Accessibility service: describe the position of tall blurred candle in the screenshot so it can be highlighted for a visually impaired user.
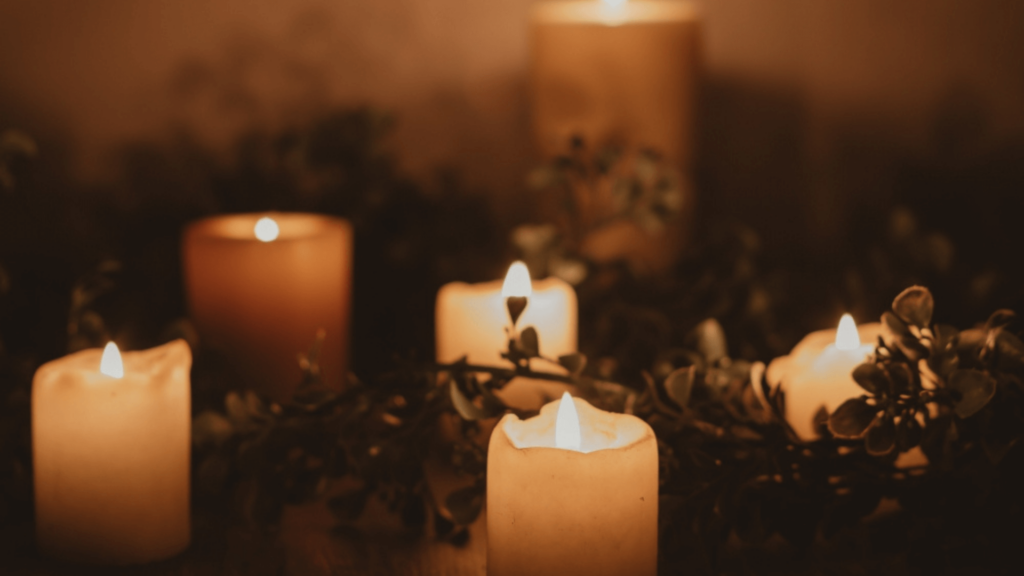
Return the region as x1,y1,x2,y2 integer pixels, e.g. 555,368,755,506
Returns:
531,0,700,167
435,262,577,409
767,314,882,440
33,340,191,564
488,393,658,575
183,212,353,401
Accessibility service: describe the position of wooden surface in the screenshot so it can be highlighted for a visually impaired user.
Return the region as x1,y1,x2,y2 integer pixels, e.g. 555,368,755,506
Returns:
1,504,488,576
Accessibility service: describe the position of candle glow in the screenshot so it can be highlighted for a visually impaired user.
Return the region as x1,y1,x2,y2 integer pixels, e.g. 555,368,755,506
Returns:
99,342,124,379
501,261,533,298
555,392,582,451
835,314,861,351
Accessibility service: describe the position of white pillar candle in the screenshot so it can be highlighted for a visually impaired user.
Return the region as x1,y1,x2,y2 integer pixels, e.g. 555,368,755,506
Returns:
32,340,191,564
435,262,577,409
531,0,700,169
183,212,353,401
767,315,883,441
488,393,658,576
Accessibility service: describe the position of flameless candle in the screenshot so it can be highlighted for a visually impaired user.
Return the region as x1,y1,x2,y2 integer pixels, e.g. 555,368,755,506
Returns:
183,212,353,401
488,392,658,576
767,315,883,441
435,262,577,409
531,0,700,168
32,340,191,564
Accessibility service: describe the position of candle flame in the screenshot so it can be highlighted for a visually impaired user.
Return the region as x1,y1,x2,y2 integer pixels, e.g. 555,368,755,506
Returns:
501,261,533,298
555,392,581,451
254,216,280,242
100,342,124,379
835,314,861,351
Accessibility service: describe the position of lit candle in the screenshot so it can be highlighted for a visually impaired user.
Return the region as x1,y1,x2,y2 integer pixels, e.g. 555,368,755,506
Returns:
435,261,577,409
530,0,700,168
767,314,883,441
488,392,658,575
32,340,191,564
182,212,353,401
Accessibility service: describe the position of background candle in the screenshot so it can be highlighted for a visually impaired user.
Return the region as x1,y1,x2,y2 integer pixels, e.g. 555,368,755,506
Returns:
183,212,353,401
530,0,700,169
767,315,883,441
488,394,658,576
32,340,191,565
435,264,577,409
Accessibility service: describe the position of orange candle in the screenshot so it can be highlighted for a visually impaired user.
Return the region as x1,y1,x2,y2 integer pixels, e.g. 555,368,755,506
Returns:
531,0,700,167
32,341,191,564
183,212,353,401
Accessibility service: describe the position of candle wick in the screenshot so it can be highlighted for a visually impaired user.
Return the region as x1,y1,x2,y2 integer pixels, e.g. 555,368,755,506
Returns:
506,296,528,327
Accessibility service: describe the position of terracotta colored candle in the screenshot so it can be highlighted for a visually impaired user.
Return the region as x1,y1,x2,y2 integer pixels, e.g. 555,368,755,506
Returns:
183,212,353,401
767,315,883,440
32,340,191,564
435,262,577,409
488,392,658,576
531,0,700,168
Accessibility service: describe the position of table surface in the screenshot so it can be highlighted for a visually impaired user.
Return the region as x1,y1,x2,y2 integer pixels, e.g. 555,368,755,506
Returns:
2,503,488,576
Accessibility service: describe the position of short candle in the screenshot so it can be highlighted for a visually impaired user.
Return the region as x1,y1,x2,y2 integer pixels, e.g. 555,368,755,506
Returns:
32,340,192,564
767,314,882,440
435,261,577,409
488,392,658,576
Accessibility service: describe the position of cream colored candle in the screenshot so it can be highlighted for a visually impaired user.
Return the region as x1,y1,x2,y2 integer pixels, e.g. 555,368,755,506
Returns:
531,0,700,168
183,212,353,401
435,262,577,409
488,393,658,576
32,340,191,564
767,315,883,441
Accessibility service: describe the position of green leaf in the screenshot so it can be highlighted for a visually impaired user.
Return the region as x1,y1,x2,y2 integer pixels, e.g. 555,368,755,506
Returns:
985,309,1016,332
851,363,886,395
329,489,370,522
892,286,934,328
828,398,879,438
449,380,490,421
692,319,728,364
865,416,896,455
192,411,234,447
664,365,696,408
518,326,540,358
948,369,997,419
896,414,923,452
558,352,587,376
445,485,484,525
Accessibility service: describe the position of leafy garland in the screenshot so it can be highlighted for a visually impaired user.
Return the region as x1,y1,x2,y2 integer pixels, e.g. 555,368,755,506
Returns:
190,284,1024,572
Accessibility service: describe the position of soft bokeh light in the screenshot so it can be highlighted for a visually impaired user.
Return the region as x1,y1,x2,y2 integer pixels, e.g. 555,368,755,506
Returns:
254,217,280,243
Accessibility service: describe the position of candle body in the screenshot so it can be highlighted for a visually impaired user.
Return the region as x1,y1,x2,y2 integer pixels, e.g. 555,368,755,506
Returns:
767,323,883,440
436,277,577,409
531,1,700,168
32,340,191,564
488,396,658,576
183,213,353,401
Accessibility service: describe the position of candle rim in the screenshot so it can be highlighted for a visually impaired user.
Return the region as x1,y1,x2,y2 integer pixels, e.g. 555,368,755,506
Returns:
33,339,192,387
498,397,654,454
186,212,351,243
531,0,700,25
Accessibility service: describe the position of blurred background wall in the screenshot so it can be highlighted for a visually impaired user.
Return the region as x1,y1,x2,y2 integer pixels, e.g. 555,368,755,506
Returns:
1,0,1022,242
